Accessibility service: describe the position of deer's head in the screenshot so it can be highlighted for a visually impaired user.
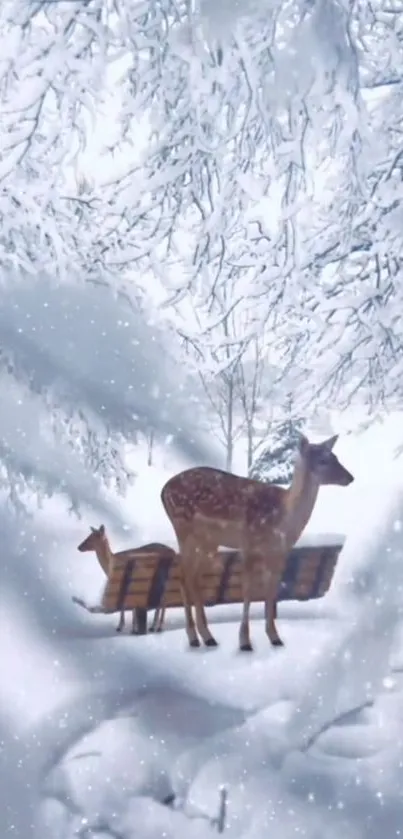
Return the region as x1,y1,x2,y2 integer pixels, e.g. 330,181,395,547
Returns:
299,434,354,487
77,524,106,552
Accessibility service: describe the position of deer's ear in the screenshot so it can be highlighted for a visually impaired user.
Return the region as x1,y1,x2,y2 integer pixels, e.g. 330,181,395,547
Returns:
298,434,310,455
90,526,96,533
322,434,338,451
99,524,105,535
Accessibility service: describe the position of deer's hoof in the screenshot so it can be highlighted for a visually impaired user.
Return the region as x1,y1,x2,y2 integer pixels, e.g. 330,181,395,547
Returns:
271,638,284,647
155,627,163,633
148,626,155,633
240,642,253,652
116,627,123,633
189,639,201,648
204,637,218,648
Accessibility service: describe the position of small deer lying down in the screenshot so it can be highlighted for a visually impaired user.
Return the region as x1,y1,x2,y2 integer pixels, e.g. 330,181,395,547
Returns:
77,525,173,634
161,433,354,651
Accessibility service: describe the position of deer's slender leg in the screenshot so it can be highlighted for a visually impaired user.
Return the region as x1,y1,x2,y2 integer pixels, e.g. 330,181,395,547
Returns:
154,607,165,632
185,567,211,647
194,572,218,647
198,551,219,647
149,607,165,633
178,584,194,637
131,610,137,634
149,608,157,632
134,608,148,635
263,561,283,647
179,551,200,647
239,560,253,651
190,545,218,647
116,611,125,632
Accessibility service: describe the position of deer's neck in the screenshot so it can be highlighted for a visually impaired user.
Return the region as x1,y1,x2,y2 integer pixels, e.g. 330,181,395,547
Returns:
95,539,114,577
282,456,320,547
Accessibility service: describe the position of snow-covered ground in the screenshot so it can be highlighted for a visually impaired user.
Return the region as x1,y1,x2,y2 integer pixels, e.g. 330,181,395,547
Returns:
3,426,403,838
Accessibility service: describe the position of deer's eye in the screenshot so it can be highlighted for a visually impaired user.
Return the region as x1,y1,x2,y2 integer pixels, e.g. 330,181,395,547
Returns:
318,451,331,465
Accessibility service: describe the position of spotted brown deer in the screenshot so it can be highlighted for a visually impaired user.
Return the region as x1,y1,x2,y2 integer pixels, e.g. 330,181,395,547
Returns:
161,434,354,651
77,525,173,633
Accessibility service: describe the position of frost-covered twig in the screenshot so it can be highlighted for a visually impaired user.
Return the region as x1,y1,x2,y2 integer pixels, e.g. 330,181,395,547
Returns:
214,786,228,834
182,785,228,833
300,700,374,753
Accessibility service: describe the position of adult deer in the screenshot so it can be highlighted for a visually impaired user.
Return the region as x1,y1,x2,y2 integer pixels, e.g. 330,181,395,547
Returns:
161,434,354,651
77,525,173,633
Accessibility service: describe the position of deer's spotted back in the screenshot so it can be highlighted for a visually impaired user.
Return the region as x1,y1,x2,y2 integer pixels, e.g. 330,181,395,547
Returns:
161,466,285,527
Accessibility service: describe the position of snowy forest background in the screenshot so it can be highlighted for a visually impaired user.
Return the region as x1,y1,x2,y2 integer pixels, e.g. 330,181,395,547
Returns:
3,0,403,513
3,0,403,837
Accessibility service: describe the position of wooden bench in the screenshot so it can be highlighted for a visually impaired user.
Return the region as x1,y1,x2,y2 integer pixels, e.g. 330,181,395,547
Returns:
99,539,344,634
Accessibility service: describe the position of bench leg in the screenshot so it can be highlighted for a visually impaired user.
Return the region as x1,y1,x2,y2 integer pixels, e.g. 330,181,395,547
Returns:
134,608,148,635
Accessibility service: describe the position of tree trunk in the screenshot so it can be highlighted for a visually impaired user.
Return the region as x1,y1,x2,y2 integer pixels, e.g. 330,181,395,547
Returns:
225,377,234,472
147,428,155,466
226,436,233,472
246,419,254,474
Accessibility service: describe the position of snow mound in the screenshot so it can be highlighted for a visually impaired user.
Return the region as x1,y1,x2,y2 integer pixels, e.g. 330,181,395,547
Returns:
286,483,403,751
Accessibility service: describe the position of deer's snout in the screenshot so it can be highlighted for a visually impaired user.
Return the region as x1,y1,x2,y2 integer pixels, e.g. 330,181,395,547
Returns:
341,469,354,486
